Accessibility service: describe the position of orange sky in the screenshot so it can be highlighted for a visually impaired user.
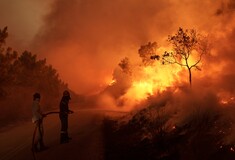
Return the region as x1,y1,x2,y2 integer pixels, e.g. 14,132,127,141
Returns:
0,0,235,95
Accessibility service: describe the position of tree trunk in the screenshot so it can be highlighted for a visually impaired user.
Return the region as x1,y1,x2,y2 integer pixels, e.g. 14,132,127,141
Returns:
188,68,192,87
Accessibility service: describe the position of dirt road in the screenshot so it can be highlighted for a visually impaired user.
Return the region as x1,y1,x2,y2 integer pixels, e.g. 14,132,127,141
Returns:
0,107,125,160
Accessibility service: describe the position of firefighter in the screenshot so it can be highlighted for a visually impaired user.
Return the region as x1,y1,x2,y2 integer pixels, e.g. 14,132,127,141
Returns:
32,92,46,151
59,90,73,144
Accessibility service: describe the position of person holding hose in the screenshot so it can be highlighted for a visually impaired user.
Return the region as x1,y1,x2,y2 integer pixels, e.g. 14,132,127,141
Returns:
32,92,46,151
59,90,74,144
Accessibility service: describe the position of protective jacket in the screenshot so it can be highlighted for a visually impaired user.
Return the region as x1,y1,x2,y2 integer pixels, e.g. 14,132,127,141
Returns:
59,97,69,118
32,100,42,123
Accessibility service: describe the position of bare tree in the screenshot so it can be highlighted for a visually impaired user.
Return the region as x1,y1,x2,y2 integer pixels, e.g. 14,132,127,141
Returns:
0,27,8,48
158,27,208,87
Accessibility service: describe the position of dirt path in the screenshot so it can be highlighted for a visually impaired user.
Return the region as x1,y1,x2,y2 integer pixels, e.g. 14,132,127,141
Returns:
0,107,124,160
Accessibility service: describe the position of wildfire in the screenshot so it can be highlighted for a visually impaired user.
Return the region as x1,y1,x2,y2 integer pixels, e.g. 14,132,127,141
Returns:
103,41,210,109
218,92,235,106
108,79,116,86
220,97,235,105
120,63,182,106
132,81,154,98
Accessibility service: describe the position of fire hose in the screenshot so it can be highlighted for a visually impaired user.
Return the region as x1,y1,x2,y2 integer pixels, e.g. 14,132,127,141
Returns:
31,111,73,160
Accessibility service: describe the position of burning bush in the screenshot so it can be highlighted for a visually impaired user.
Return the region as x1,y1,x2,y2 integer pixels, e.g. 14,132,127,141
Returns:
104,86,235,159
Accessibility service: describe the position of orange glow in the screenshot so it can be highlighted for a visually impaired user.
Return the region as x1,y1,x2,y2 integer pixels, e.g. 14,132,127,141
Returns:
112,42,212,109
108,79,116,86
230,147,235,152
219,96,235,105
217,91,235,106
187,50,201,67
119,63,182,107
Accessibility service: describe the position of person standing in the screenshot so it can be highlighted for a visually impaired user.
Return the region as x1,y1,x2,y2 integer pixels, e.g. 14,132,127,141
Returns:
59,90,73,144
32,92,46,151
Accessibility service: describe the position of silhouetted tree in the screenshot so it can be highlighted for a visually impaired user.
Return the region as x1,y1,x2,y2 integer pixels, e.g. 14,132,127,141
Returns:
138,42,159,66
0,27,18,96
153,27,209,87
0,27,72,125
0,27,8,48
119,57,132,75
0,48,17,85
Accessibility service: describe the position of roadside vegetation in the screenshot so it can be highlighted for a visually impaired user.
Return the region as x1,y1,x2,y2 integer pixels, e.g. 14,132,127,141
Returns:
0,27,76,127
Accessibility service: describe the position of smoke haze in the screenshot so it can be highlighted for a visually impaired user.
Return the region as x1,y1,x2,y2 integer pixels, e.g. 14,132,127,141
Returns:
2,1,235,156
0,0,235,96
30,0,231,94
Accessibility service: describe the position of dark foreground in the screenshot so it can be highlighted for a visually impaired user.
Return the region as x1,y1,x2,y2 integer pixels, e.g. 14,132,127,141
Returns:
2,106,235,160
0,108,106,160
103,110,235,160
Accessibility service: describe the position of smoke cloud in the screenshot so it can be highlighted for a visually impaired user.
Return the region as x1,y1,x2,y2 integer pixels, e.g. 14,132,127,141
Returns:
27,0,226,94
0,0,234,96
1,0,235,146
0,0,52,51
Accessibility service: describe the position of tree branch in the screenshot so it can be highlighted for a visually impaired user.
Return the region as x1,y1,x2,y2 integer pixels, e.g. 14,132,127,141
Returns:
189,52,204,69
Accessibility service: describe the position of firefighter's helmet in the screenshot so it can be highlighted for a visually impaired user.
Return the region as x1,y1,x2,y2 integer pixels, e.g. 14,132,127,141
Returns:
63,90,71,99
33,92,41,100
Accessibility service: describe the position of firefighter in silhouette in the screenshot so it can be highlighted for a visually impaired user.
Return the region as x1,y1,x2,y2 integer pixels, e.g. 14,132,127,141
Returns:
32,92,46,151
59,90,74,144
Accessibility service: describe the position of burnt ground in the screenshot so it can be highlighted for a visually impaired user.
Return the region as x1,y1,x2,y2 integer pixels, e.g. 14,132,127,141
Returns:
103,113,235,160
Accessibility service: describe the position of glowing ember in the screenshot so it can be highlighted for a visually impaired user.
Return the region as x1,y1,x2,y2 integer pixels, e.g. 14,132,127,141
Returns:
108,79,116,86
230,147,235,152
219,95,235,105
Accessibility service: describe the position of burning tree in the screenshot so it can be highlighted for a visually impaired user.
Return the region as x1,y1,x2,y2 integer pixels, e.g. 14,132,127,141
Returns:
152,27,209,87
118,57,132,75
138,42,159,66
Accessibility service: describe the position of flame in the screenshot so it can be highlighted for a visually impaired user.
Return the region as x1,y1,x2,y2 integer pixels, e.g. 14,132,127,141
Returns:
108,79,116,86
103,46,210,109
218,92,235,106
217,91,235,106
132,81,154,99
220,96,235,105
116,45,209,109
120,63,182,107
230,147,235,152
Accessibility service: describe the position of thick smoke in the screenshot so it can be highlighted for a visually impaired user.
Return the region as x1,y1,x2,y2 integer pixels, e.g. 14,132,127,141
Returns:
31,0,173,94
1,0,234,95
92,0,235,146
1,0,235,104
29,0,227,94
1,0,235,147
0,0,52,51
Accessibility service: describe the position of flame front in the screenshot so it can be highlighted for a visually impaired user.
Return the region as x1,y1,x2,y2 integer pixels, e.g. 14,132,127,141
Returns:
119,62,183,108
